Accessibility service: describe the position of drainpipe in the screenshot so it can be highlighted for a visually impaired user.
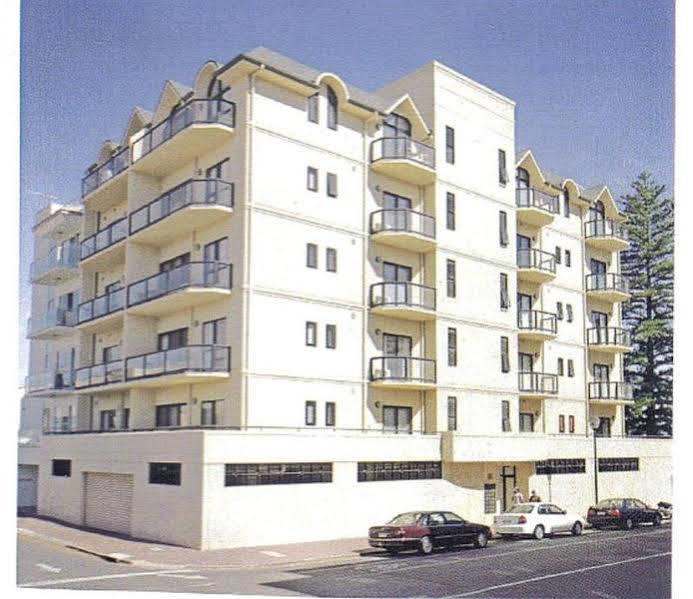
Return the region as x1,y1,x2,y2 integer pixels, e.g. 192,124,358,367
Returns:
580,204,590,436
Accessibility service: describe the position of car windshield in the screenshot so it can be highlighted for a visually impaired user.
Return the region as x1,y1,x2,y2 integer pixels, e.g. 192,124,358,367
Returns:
507,505,535,513
596,499,623,509
387,513,422,525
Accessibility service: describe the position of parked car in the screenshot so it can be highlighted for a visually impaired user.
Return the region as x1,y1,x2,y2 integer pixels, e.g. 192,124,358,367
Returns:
587,498,662,530
493,503,585,540
657,501,672,520
368,511,491,555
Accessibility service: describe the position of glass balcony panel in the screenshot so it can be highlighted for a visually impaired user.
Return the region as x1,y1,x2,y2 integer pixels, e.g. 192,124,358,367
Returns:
82,147,129,197
370,137,435,169
370,357,436,383
78,288,124,323
369,209,435,238
515,188,559,213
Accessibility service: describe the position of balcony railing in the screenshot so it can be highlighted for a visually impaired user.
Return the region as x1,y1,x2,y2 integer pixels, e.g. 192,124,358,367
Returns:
369,209,436,239
585,219,628,241
588,381,633,401
129,179,234,235
517,248,556,273
370,137,435,169
25,370,73,393
132,99,236,162
127,262,232,307
75,360,124,389
586,273,629,294
369,282,436,311
518,372,558,395
517,310,557,335
125,345,230,381
30,245,80,281
78,287,125,324
28,308,77,335
82,146,130,197
587,327,632,347
81,217,127,260
516,188,559,213
369,357,436,384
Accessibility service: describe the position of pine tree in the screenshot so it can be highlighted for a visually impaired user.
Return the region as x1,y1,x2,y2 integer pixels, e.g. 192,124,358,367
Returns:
621,173,673,436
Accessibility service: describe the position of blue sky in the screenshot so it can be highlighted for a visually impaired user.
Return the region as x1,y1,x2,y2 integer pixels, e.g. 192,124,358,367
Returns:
18,0,674,377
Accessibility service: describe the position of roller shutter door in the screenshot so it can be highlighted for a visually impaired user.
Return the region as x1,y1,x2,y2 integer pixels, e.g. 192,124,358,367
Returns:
18,465,38,510
84,473,133,536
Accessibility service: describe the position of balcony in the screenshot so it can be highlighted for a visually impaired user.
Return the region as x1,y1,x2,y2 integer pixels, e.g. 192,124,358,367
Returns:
369,356,436,390
125,345,230,387
587,327,632,354
25,371,74,395
588,381,634,403
369,209,436,252
516,188,559,227
517,310,557,341
586,273,630,303
81,147,129,210
518,372,558,398
77,287,125,332
127,262,232,316
33,206,82,240
27,309,76,340
80,217,127,268
584,219,629,252
129,179,234,246
30,245,80,285
516,248,556,284
369,137,436,185
369,282,436,321
74,360,124,390
131,99,236,177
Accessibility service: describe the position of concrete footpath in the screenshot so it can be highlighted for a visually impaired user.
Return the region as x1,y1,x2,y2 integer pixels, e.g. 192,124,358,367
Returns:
17,516,379,571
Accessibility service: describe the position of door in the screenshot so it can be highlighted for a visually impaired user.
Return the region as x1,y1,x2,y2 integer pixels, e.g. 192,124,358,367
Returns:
160,252,191,293
383,333,412,379
203,238,228,285
443,512,472,544
518,352,534,391
592,311,608,343
517,293,532,328
591,259,607,289
593,363,610,398
382,405,412,434
519,413,535,432
84,473,133,536
383,192,412,230
500,465,516,513
546,504,570,532
517,235,532,267
17,465,38,512
423,512,447,546
202,318,227,370
382,113,411,158
383,262,412,306
595,417,611,438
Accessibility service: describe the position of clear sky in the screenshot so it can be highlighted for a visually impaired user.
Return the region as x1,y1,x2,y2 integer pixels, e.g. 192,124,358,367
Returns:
18,0,674,379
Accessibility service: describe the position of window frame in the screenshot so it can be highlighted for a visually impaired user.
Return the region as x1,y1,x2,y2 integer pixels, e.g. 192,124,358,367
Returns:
447,396,457,432
446,192,456,230
498,149,508,185
559,414,565,433
305,321,317,347
500,272,510,310
557,302,564,320
148,462,182,486
567,359,575,377
326,172,338,197
569,415,575,433
445,126,455,164
307,166,318,192
448,327,457,367
502,400,511,432
500,336,510,373
326,86,338,130
306,243,318,268
499,210,509,247
325,402,336,427
305,400,317,426
446,259,456,298
325,247,337,273
307,93,319,124
555,246,562,264
325,324,337,349
566,304,574,322
557,357,564,376
52,459,71,477
565,249,571,267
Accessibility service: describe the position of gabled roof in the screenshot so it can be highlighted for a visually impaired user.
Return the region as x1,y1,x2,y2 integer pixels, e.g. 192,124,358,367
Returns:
167,79,193,99
384,94,432,139
122,106,153,145
151,79,194,125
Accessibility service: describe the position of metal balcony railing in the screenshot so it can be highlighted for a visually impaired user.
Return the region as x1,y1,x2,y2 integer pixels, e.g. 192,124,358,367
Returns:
369,356,436,384
81,217,127,260
129,179,234,235
74,360,124,389
587,327,632,347
517,309,557,335
518,372,558,395
584,219,629,241
369,209,436,239
588,381,633,401
82,146,129,197
125,345,230,381
515,188,559,214
28,308,77,335
78,287,125,324
370,137,435,169
30,245,80,281
516,248,556,273
586,273,629,294
25,370,73,393
369,282,436,311
127,262,232,307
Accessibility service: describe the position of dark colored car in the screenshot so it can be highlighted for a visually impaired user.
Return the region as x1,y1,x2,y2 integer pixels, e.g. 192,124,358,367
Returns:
587,498,662,530
368,511,491,555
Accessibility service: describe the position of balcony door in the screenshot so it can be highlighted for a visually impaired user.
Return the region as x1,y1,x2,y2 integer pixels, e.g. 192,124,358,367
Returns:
205,158,228,203
382,113,411,158
593,363,610,399
383,191,412,231
160,252,191,293
203,237,228,285
591,259,607,289
383,333,412,380
517,234,532,267
517,293,532,328
595,417,611,437
383,405,412,434
383,262,412,306
592,311,608,342
202,318,227,370
519,412,534,433
589,200,606,234
518,352,533,373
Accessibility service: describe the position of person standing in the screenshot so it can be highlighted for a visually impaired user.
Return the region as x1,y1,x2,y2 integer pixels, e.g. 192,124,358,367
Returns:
512,487,525,504
528,490,542,502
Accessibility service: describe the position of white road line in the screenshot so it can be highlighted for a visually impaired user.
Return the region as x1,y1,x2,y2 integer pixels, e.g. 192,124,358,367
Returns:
36,564,61,573
157,573,207,580
591,591,621,599
19,568,196,588
447,552,671,598
260,550,286,557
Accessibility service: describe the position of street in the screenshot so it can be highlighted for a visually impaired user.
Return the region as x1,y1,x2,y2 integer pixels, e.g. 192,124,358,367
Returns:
18,525,671,597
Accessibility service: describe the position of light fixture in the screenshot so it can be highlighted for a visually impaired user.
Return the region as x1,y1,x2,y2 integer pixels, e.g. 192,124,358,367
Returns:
374,401,380,408
375,328,382,335
375,256,382,263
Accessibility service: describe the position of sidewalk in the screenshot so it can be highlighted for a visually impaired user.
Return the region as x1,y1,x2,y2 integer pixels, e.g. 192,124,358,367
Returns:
17,516,379,570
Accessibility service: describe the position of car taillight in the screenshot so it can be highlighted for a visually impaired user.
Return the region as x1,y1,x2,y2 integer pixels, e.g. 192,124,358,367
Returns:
588,508,596,516
518,515,527,524
608,509,620,517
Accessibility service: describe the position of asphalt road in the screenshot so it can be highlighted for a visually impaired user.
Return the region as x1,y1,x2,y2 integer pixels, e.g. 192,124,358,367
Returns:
18,525,671,598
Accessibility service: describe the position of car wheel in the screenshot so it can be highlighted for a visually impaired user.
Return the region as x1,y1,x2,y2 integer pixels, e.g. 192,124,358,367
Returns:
653,514,662,527
473,532,488,549
623,518,634,530
533,525,545,540
419,536,433,555
571,522,583,536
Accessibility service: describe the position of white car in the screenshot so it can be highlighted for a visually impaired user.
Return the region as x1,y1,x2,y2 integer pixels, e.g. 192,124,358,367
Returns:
494,502,586,540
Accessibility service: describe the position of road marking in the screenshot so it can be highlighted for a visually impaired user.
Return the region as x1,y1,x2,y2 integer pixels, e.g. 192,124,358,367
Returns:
446,552,671,597
591,592,621,599
157,574,207,580
36,564,61,573
108,553,132,561
19,568,196,588
260,550,286,557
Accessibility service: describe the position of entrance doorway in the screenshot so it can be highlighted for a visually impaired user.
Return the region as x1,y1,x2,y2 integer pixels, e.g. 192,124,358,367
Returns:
500,465,517,512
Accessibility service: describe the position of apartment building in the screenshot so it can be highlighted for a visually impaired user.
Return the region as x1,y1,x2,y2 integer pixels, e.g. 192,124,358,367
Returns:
24,47,671,549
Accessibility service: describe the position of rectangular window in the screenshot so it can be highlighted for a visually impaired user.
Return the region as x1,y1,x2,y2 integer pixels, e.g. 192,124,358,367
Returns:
535,459,586,475
357,461,441,482
201,400,217,426
382,405,413,434
567,304,574,322
557,302,564,320
448,327,457,367
569,415,575,433
565,249,571,267
498,149,508,185
598,457,639,472
519,412,534,432
559,415,565,433
557,358,564,376
445,126,455,164
568,359,575,377
500,273,509,310
305,322,317,347
156,403,183,427
149,462,182,485
564,191,570,217
307,167,318,191
159,252,190,273
499,211,509,247
202,317,226,346
325,324,337,349
500,336,510,372
158,328,188,351
502,400,511,432
484,484,497,514
555,246,562,264
307,93,319,123
100,409,116,431
102,345,120,363
446,259,456,298
305,400,316,425
326,247,337,272
325,402,336,427
225,463,332,486
447,396,457,432
446,192,456,230
326,172,338,197
52,459,71,477
306,243,318,268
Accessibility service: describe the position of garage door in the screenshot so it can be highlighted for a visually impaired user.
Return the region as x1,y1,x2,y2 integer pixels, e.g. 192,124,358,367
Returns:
18,465,38,510
84,473,133,536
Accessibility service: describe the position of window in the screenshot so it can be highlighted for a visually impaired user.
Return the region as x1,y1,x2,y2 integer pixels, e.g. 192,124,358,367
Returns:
327,86,338,130
499,211,509,247
326,247,337,272
569,415,575,433
325,324,337,349
500,336,510,372
203,318,226,346
326,172,338,197
565,249,571,267
445,126,455,164
325,402,336,427
158,328,187,351
536,459,586,475
502,400,511,432
305,401,316,425
225,463,332,486
557,302,564,320
567,359,574,377
306,243,318,268
149,462,181,485
484,484,497,514
446,192,456,230
555,246,562,264
598,457,639,472
448,328,457,367
100,409,116,430
307,166,318,191
156,404,183,427
559,415,565,433
447,397,457,431
563,189,570,217
159,252,190,273
595,417,611,437
305,322,317,347
52,459,71,477
307,93,319,123
357,461,441,482
201,400,217,426
500,273,509,310
205,158,228,179
567,304,574,322
384,113,411,138
498,149,508,185
383,405,413,434
446,259,456,298
557,358,564,376
102,344,120,363
519,413,534,432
